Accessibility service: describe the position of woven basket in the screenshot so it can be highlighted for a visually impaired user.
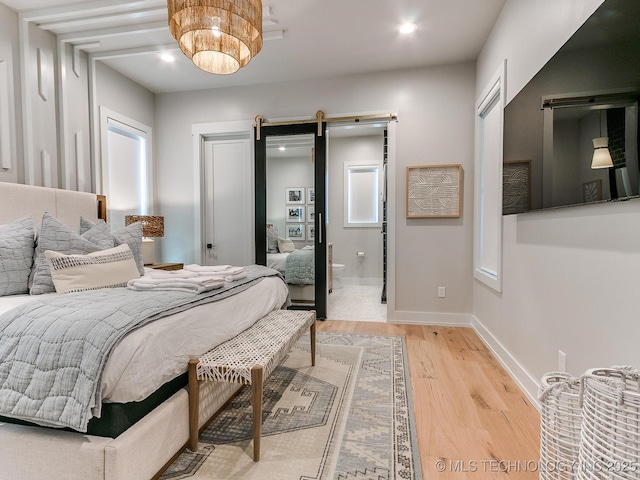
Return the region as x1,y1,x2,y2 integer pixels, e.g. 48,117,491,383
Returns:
578,366,640,480
539,372,583,480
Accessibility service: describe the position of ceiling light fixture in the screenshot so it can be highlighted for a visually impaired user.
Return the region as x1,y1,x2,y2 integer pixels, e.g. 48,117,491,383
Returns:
591,137,613,169
591,110,613,169
399,22,417,34
160,53,176,62
167,0,263,75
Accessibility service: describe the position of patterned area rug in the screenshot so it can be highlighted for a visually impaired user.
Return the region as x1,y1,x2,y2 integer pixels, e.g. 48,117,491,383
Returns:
160,332,422,480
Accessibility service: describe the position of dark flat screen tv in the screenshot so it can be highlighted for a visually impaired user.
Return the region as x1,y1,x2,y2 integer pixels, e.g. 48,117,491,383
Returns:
503,0,640,214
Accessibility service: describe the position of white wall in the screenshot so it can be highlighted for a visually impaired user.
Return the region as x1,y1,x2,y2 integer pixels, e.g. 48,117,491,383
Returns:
155,62,477,320
473,0,640,402
94,62,156,132
26,22,58,187
0,3,21,184
63,44,91,192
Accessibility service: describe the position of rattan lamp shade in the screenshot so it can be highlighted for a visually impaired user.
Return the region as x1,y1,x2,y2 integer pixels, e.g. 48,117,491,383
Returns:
167,0,263,75
125,215,164,238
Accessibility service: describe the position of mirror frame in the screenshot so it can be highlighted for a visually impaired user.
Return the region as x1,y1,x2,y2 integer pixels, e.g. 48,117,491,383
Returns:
255,122,327,319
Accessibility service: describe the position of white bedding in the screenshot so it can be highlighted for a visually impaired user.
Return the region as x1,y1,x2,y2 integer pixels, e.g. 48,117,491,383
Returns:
0,275,288,404
266,252,289,274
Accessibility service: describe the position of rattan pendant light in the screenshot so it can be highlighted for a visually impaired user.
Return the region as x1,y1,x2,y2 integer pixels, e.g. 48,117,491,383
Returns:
167,0,263,75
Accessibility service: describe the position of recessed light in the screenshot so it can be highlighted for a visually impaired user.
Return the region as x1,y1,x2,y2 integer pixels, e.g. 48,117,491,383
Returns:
279,146,286,151
399,22,417,34
160,53,176,62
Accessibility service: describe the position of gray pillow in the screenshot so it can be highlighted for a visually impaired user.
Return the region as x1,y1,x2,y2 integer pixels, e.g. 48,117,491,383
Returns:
80,217,145,276
0,216,35,296
267,226,280,253
30,213,114,295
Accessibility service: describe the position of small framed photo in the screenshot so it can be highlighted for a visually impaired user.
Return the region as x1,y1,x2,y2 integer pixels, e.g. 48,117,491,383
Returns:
286,223,305,240
286,187,305,204
307,206,315,223
307,224,315,240
286,206,305,223
307,188,315,204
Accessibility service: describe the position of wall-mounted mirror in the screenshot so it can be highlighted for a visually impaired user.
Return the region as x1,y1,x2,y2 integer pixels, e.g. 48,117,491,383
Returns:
503,0,640,214
255,123,327,319
266,134,316,307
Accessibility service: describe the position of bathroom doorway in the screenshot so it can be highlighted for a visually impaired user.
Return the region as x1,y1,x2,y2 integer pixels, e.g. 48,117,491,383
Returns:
326,123,389,322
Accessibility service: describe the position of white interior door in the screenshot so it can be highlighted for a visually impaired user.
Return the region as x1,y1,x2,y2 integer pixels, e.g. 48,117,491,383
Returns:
203,135,252,266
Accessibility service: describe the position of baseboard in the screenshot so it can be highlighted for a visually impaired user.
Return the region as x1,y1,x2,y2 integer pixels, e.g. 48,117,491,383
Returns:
388,310,474,326
471,315,541,411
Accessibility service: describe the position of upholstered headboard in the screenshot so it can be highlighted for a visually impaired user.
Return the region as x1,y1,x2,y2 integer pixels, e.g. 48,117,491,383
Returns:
0,183,104,231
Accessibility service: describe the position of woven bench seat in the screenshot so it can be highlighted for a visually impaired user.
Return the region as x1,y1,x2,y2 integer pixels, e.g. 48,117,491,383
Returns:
188,309,316,461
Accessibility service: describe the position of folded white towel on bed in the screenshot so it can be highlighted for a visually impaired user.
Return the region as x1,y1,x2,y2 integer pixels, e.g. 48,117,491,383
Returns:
184,264,247,282
127,273,225,293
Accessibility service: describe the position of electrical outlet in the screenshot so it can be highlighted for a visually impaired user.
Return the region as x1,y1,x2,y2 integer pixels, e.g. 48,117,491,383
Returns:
437,287,446,298
558,350,567,372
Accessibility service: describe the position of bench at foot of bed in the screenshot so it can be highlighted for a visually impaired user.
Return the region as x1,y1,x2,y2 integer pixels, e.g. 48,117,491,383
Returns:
188,309,316,461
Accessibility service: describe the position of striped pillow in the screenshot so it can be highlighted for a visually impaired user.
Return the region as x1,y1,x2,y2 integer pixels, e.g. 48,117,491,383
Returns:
44,243,140,294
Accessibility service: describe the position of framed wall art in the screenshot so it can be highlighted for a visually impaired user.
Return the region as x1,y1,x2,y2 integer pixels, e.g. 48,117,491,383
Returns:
286,223,305,240
583,179,603,203
307,187,315,204
286,187,305,204
406,164,462,218
503,160,531,215
286,206,305,223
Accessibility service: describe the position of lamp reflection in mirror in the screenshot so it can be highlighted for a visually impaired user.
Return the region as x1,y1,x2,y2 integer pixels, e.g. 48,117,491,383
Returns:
125,215,164,265
167,0,263,75
591,137,613,169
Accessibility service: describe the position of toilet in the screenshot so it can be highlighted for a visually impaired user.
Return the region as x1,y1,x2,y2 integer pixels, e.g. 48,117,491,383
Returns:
331,263,346,287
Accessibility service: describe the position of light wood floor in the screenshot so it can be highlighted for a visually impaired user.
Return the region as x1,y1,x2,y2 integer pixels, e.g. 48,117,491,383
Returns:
317,320,541,479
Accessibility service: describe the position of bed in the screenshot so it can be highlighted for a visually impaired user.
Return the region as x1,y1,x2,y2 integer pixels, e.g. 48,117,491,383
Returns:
266,227,315,303
0,183,289,480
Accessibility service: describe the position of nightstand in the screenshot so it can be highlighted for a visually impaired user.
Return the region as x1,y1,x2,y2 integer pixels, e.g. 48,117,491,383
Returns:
146,263,184,271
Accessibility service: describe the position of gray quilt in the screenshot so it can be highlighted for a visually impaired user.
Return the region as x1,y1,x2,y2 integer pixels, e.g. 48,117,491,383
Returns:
0,265,282,432
284,249,315,285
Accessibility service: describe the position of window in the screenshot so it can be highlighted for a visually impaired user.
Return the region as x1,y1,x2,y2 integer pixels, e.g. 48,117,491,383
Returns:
474,61,505,292
344,160,382,228
99,107,153,231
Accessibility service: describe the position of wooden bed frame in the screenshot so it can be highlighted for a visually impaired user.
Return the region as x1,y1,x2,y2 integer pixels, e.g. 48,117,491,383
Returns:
0,183,241,480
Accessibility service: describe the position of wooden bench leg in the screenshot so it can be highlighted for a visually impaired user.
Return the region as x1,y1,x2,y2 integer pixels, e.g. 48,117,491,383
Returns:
188,359,200,452
251,365,264,462
310,321,316,367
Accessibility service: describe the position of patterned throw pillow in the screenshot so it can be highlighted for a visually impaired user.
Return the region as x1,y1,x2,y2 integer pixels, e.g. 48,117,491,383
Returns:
45,243,140,294
30,213,114,295
0,216,35,296
80,217,144,275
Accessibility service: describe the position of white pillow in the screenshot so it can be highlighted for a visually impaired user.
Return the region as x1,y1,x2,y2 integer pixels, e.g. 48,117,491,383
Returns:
277,237,295,253
44,243,140,294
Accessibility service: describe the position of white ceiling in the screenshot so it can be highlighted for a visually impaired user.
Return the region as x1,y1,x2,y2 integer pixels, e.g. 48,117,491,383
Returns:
2,0,507,94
